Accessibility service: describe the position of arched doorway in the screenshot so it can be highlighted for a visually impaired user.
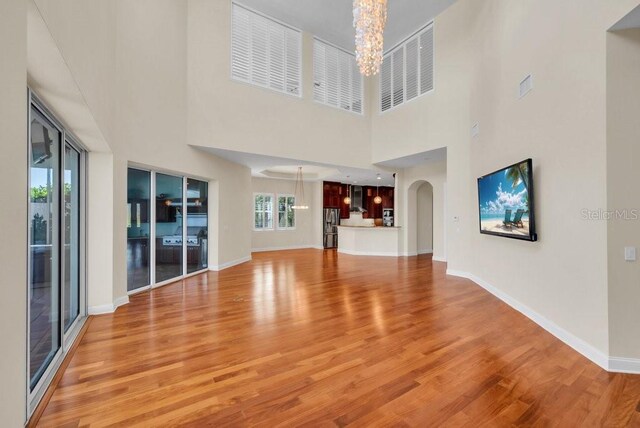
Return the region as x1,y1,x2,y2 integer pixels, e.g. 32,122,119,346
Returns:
406,180,433,257
416,182,433,255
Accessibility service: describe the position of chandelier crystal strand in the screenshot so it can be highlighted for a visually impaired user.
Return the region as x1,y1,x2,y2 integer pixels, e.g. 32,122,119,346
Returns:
353,0,388,76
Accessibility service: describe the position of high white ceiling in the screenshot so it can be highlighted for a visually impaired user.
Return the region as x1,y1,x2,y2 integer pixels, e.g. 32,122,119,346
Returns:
238,0,457,53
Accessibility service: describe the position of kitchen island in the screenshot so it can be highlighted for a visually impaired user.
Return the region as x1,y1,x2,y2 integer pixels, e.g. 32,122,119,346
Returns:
337,226,401,257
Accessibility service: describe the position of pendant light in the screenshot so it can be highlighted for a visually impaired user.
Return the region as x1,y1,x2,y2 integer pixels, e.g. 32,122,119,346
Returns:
343,182,352,205
292,167,309,210
374,186,382,204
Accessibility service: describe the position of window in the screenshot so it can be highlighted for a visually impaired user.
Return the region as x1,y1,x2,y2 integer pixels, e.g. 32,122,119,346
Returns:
277,195,296,229
232,3,302,97
313,39,363,114
380,22,434,112
254,193,274,230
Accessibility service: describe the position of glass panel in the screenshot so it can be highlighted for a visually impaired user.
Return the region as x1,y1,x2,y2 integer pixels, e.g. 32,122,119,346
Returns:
29,107,61,390
63,144,80,331
155,173,183,282
187,178,208,273
288,196,295,228
264,195,273,229
127,169,151,291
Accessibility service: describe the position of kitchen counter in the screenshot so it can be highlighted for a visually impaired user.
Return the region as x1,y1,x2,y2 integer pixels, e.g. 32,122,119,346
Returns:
337,226,401,257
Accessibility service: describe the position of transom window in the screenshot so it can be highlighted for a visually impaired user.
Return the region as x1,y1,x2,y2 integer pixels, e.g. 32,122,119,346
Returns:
231,3,302,97
380,22,434,113
313,38,363,114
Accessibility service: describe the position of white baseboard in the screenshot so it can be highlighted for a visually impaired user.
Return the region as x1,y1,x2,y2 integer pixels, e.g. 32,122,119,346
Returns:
400,251,417,257
432,256,447,262
252,245,320,253
444,269,632,373
418,249,433,255
609,357,640,373
88,295,129,315
338,249,400,257
210,255,252,271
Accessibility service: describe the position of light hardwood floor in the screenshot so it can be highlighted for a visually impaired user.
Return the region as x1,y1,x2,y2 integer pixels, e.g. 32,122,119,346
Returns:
36,250,640,426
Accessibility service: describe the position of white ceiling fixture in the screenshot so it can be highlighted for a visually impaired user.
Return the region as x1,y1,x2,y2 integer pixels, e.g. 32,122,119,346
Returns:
353,0,387,76
237,0,457,55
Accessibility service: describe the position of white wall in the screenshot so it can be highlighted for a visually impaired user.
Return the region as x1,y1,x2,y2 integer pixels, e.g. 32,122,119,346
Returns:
416,183,434,254
0,0,27,424
251,178,322,251
28,0,254,309
186,0,373,169
607,28,640,360
397,160,446,260
372,0,640,363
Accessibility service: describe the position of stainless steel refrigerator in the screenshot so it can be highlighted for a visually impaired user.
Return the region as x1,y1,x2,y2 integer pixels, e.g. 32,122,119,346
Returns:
323,208,340,249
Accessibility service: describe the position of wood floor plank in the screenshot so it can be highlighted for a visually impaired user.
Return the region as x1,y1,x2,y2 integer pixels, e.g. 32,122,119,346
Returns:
34,250,640,427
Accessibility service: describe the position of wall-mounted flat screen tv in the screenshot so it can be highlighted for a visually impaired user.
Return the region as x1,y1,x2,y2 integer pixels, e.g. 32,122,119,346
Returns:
478,158,537,242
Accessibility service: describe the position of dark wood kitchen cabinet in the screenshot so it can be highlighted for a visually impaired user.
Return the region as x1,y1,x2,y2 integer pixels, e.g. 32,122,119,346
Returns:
323,181,350,219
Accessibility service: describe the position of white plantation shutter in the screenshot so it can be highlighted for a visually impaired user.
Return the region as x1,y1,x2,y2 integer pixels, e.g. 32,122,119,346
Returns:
351,61,363,114
420,24,434,94
232,4,301,97
380,57,392,112
231,6,251,81
313,42,326,103
285,31,301,95
338,54,351,110
313,38,363,114
405,37,419,101
325,46,339,107
268,25,285,92
380,22,434,112
392,48,404,107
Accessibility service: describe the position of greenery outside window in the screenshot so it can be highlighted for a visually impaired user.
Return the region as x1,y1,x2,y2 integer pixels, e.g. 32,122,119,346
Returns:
254,193,274,230
277,195,296,229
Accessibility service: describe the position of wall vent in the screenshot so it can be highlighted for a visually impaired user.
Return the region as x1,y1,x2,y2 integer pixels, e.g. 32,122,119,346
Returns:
519,74,533,98
471,123,480,138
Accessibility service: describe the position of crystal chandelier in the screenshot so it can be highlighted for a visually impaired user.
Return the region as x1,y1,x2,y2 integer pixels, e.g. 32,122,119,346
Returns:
353,0,388,76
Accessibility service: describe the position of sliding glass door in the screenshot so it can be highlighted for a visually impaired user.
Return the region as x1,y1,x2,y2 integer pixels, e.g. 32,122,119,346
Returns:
63,143,81,331
127,169,208,291
187,178,208,273
155,173,184,283
127,169,151,291
28,94,87,414
29,107,61,390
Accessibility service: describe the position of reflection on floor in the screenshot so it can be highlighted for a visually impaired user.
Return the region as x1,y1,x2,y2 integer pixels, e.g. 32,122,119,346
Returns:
37,250,640,426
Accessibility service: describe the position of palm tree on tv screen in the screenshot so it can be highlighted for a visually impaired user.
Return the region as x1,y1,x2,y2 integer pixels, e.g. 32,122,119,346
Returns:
506,162,529,210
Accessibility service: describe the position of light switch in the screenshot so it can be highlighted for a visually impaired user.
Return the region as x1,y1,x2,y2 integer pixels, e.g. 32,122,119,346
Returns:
624,247,636,262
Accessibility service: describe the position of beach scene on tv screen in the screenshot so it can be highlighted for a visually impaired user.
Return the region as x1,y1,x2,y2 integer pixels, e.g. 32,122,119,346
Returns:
479,161,531,238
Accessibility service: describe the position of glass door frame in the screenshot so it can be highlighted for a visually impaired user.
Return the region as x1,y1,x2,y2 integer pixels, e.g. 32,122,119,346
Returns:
127,165,210,295
27,90,88,418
